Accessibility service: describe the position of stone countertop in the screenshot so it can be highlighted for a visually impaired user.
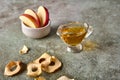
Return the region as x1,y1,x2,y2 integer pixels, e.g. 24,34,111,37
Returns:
0,0,120,80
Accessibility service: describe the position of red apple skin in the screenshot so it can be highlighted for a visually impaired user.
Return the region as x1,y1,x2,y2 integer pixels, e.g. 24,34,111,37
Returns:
19,14,40,28
43,6,49,27
24,9,41,27
37,6,49,27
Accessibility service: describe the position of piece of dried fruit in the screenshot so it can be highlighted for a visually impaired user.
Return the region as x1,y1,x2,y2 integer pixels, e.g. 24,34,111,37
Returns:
27,62,42,77
4,61,22,76
57,76,74,80
34,76,46,80
34,53,51,68
42,56,62,73
34,53,62,73
19,45,29,54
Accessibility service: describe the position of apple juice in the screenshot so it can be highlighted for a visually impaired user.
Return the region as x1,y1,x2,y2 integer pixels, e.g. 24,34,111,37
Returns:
60,26,87,46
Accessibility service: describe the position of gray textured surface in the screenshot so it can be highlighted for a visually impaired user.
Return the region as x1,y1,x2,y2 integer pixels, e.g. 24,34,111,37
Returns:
0,0,120,80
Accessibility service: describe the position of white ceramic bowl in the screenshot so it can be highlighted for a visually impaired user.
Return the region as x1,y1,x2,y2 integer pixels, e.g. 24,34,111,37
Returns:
21,21,51,38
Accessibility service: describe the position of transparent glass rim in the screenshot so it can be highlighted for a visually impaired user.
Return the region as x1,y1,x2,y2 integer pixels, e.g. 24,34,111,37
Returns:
56,22,89,36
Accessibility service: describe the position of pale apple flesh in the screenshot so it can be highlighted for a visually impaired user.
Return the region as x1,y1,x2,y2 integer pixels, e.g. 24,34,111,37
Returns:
19,6,49,28
19,14,40,28
24,9,41,27
37,6,49,27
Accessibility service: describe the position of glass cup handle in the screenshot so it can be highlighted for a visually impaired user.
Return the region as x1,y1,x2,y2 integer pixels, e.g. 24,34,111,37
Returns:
84,23,93,38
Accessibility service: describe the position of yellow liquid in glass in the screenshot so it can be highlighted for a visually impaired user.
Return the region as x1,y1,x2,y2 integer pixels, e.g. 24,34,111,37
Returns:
61,26,87,46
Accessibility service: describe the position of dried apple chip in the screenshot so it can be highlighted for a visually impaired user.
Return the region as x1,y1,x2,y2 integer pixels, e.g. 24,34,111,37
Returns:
34,53,51,68
27,62,42,77
19,45,29,54
57,76,74,80
34,76,46,80
43,56,62,73
4,61,22,76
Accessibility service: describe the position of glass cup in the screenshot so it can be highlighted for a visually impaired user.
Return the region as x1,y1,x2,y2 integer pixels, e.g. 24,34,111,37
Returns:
56,22,93,53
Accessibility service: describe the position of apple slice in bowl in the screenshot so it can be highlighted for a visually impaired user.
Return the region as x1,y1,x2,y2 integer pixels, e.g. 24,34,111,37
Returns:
24,9,41,28
37,6,49,27
19,14,40,28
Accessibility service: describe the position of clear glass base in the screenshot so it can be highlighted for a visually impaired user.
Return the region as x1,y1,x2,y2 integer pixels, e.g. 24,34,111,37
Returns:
67,44,83,53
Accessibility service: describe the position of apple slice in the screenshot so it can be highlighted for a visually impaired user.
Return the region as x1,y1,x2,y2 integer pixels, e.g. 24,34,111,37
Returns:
24,9,41,27
37,6,49,27
19,14,40,28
